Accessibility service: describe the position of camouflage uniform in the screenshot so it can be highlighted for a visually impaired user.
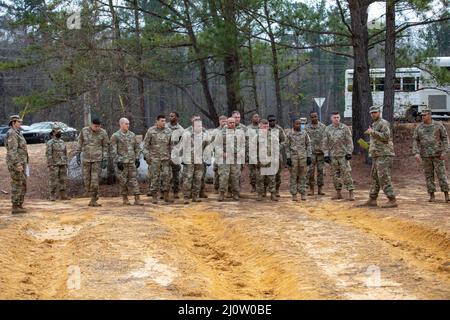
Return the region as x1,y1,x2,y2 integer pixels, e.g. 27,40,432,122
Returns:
76,127,109,200
180,127,210,200
143,126,172,195
214,127,245,197
306,122,326,188
210,126,223,192
270,125,286,194
46,137,68,197
5,127,28,209
286,129,312,196
322,123,354,191
251,130,277,196
413,121,449,194
110,130,141,196
167,122,184,195
247,123,260,190
367,118,396,199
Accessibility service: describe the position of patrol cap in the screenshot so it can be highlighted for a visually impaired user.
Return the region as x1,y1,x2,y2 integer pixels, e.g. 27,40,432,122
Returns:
420,106,432,115
369,105,381,113
9,115,23,126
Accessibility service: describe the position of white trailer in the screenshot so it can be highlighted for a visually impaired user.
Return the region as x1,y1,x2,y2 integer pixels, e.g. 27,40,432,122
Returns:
344,57,450,121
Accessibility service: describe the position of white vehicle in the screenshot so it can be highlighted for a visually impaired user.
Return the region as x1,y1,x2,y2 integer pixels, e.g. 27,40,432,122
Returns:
344,57,450,121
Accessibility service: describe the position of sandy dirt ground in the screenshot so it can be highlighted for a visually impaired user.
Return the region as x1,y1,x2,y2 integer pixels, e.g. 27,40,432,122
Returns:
0,124,449,300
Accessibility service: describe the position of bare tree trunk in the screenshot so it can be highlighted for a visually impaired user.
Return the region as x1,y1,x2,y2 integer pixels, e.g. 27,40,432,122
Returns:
183,0,218,124
132,0,147,132
222,0,242,116
383,0,396,124
348,0,373,153
247,35,260,114
264,0,283,126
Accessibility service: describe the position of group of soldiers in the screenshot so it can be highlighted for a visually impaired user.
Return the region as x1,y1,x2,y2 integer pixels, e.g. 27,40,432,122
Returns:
3,105,449,214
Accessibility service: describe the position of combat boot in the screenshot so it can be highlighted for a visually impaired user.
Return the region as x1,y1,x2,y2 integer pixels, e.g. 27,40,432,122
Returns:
49,193,56,202
122,195,131,205
164,191,174,203
134,195,144,206
184,196,190,204
12,205,26,214
381,196,398,208
275,191,280,198
262,191,267,198
357,197,377,207
88,197,101,207
308,185,314,196
331,190,343,200
445,192,449,203
218,192,225,202
199,190,208,198
173,192,180,199
292,194,298,202
318,186,325,195
192,194,202,202
257,193,263,201
428,192,435,202
301,193,307,201
232,193,240,201
270,192,279,201
251,185,256,193
60,190,71,200
348,190,355,201
152,193,158,204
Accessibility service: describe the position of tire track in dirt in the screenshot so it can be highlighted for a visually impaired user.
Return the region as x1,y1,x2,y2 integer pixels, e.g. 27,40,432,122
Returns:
300,202,450,283
155,207,334,299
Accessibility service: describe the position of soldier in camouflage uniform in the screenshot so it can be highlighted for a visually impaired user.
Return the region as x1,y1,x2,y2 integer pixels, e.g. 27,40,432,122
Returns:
143,115,173,204
46,124,71,202
5,115,29,214
322,112,355,201
110,118,143,206
286,118,312,201
167,112,184,199
251,119,278,201
76,118,109,207
180,116,210,203
268,115,286,197
413,106,449,203
247,113,260,193
306,111,326,196
212,115,228,193
214,117,245,201
358,106,397,208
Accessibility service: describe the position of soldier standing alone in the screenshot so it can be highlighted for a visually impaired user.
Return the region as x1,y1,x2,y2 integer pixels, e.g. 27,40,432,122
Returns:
110,118,143,206
46,124,71,201
413,106,449,203
322,112,355,201
76,118,109,207
5,115,29,214
358,105,397,208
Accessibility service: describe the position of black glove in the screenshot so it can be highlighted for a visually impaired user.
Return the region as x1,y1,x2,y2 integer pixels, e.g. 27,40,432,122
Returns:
324,156,331,164
101,158,108,169
135,159,140,168
76,153,81,166
205,162,211,166
181,161,186,166
286,158,292,167
306,157,312,166
116,161,124,171
345,154,352,161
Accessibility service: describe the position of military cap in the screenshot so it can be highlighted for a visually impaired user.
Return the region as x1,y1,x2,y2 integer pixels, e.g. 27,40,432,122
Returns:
9,115,23,126
420,106,432,115
369,105,381,113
